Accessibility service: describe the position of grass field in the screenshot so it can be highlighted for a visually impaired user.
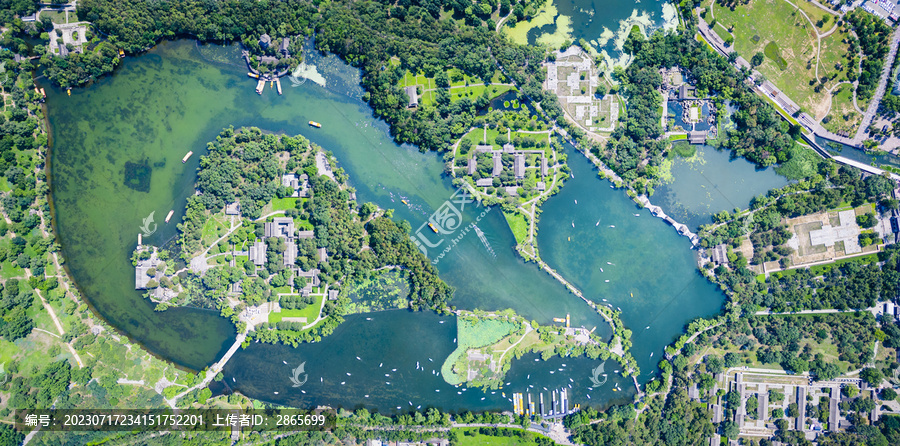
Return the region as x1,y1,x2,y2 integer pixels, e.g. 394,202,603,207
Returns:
708,0,852,120
764,42,788,70
822,83,861,135
452,428,551,445
397,68,511,107
503,211,528,244
41,11,68,25
268,295,322,324
270,197,299,212
796,0,833,30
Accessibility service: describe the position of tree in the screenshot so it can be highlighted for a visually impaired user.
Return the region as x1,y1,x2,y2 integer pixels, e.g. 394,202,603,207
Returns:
788,402,799,418
860,367,884,387
881,388,897,401
459,138,473,154
751,52,765,67
721,420,739,439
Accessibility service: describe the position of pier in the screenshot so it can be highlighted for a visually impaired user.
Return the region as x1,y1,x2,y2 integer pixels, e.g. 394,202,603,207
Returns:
511,387,578,419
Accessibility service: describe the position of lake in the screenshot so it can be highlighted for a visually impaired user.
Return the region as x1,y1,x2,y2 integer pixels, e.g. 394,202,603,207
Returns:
653,144,790,229
44,29,739,413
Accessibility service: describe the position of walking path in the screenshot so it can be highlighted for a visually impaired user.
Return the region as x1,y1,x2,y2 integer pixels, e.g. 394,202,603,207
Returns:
495,324,533,367
168,332,247,407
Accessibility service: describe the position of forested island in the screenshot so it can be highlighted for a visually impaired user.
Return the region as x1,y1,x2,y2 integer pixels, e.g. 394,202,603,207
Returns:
134,127,453,345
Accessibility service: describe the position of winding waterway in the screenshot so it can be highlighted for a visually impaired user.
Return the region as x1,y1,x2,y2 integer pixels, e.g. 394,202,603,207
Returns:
43,11,757,412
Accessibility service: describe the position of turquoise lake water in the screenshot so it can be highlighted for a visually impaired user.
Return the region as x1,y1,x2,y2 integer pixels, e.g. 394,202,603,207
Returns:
39,2,779,412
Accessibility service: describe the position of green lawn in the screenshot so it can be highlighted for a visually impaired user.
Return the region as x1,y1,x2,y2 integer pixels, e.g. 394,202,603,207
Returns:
823,83,861,135
271,197,298,212
41,10,68,25
0,260,24,280
294,218,313,231
269,295,322,324
503,211,528,245
452,428,551,446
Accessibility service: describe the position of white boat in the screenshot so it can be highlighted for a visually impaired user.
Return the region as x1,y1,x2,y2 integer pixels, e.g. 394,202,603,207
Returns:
182,151,193,163
346,372,352,376
599,268,603,272
365,395,369,398
571,221,575,228
646,326,650,329
274,392,279,395
595,220,600,226
574,199,577,204
165,210,175,223
232,378,235,382
607,262,613,265
340,382,345,385
650,352,654,358
602,298,607,301
609,225,615,228
356,357,361,361
605,280,609,283
634,213,640,217
379,363,382,367
282,361,288,365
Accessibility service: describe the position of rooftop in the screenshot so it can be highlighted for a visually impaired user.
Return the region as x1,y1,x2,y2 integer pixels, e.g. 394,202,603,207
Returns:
265,217,295,239
249,241,267,266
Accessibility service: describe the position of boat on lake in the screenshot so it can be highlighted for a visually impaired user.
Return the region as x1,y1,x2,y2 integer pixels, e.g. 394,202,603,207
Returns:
165,210,175,223
428,222,438,233
182,151,193,163
309,121,322,128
